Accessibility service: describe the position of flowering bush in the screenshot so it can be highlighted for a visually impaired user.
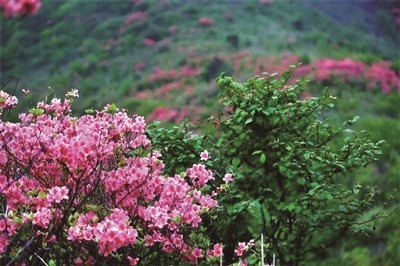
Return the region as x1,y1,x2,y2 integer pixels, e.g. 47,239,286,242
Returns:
0,90,223,265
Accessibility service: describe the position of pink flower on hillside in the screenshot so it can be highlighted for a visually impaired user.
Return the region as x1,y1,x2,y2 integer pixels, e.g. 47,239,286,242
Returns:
47,186,69,203
135,62,146,71
260,0,273,5
200,150,209,161
143,38,156,47
0,0,41,18
199,17,214,26
149,106,178,121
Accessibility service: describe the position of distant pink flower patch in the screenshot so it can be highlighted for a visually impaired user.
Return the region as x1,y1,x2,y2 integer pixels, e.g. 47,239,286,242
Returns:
391,8,400,15
365,62,400,93
260,0,273,5
148,69,179,82
315,58,365,81
143,38,156,47
126,11,146,25
136,91,151,99
0,0,41,18
294,64,312,77
155,80,183,96
135,62,146,71
119,11,147,33
199,17,215,26
149,106,178,121
181,65,201,78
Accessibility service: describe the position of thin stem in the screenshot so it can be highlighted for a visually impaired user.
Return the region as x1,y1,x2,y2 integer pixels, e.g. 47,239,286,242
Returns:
261,233,265,266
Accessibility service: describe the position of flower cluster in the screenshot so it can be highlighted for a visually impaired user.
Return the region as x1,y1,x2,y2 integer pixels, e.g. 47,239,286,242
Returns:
0,91,221,264
234,239,255,256
0,90,18,110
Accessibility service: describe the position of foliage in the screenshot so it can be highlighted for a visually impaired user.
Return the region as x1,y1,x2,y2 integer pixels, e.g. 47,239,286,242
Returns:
149,68,391,265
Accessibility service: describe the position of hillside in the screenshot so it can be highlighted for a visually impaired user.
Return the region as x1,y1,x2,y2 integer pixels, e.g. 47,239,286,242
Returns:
1,0,400,265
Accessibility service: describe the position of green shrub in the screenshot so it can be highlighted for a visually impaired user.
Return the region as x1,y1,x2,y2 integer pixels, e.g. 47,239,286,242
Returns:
149,68,388,265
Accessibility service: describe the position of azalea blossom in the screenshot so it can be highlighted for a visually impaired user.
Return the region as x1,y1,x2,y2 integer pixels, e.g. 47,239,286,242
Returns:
223,173,233,183
200,150,209,161
46,186,69,203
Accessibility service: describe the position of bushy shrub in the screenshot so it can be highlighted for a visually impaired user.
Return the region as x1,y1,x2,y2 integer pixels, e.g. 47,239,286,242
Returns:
0,90,224,265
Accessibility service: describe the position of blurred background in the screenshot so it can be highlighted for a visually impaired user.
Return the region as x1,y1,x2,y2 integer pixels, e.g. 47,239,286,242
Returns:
1,0,399,265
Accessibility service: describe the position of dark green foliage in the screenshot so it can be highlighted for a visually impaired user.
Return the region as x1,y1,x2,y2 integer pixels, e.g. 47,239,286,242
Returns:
149,68,390,265
203,57,233,83
226,34,240,48
214,69,386,265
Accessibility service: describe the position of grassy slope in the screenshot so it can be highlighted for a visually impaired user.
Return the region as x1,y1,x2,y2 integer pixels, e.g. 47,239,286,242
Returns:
1,0,398,113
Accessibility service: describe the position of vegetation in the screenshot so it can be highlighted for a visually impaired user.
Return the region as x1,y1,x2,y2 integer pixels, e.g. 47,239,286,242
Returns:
1,0,399,265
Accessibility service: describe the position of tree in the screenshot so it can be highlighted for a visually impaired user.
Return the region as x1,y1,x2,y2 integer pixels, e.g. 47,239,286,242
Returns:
149,67,386,265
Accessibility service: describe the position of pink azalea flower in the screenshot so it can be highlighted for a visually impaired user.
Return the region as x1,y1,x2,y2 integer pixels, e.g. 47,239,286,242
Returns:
234,242,247,256
33,207,53,229
223,173,233,184
200,150,209,161
46,186,69,203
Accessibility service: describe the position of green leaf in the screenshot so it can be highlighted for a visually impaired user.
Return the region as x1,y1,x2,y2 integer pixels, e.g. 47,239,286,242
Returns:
38,191,47,199
245,117,253,124
106,103,119,114
85,108,95,114
260,153,266,164
29,107,44,116
297,177,306,185
272,117,280,125
232,157,241,167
